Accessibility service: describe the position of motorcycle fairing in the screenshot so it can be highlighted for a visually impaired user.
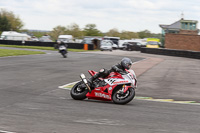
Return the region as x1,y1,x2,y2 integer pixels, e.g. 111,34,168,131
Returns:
104,74,134,86
86,84,118,101
59,46,66,50
88,70,127,86
85,69,137,101
88,70,97,76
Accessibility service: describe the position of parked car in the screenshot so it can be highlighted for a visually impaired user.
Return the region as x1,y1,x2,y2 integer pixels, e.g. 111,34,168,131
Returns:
100,40,113,51
122,42,145,51
31,36,39,41
146,41,160,48
39,35,52,42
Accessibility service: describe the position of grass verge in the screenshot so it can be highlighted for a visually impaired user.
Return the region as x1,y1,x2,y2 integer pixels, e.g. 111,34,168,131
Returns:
0,49,45,57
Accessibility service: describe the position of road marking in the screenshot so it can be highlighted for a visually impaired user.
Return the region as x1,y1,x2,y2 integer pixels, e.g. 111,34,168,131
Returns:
136,96,200,105
0,130,16,133
58,81,80,90
74,119,125,126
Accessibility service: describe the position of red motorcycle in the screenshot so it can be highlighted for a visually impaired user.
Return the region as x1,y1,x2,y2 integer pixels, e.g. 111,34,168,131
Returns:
70,69,137,104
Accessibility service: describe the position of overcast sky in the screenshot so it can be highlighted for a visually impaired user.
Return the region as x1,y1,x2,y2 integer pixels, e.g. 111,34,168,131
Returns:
0,0,200,33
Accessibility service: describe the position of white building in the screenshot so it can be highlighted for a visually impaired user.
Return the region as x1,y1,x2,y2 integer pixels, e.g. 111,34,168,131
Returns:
0,31,31,41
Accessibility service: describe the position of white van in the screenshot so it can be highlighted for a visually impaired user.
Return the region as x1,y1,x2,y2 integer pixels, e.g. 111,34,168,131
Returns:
0,31,31,41
103,36,120,49
57,35,74,43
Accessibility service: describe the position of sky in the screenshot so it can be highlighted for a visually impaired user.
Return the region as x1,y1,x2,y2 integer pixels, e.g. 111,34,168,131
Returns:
0,0,200,33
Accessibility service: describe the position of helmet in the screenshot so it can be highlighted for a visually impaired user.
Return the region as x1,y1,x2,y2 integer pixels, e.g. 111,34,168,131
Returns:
121,57,133,70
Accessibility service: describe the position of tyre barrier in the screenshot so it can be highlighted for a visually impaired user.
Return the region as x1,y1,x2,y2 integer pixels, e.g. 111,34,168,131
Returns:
0,40,94,50
141,47,200,59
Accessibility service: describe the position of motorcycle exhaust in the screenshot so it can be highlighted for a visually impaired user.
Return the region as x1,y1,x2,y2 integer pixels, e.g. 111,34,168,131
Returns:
80,73,92,93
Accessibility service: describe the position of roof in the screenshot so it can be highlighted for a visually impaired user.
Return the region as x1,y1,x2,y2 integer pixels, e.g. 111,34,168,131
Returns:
160,19,182,30
1,31,30,37
160,19,198,30
58,35,73,39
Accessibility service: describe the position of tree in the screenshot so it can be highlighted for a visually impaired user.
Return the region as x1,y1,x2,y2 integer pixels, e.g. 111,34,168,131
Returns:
120,30,139,39
0,8,24,31
106,28,120,37
27,30,50,38
66,23,83,38
0,14,11,31
138,30,151,38
83,24,102,36
49,25,67,41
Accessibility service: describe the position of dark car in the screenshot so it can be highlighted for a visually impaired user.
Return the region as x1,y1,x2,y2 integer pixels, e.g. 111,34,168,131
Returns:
122,42,145,51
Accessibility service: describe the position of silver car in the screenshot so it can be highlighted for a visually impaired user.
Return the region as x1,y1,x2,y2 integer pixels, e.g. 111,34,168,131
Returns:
100,40,113,51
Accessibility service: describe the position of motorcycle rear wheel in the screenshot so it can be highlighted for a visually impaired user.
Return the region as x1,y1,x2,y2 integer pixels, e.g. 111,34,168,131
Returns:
112,87,135,104
70,81,88,100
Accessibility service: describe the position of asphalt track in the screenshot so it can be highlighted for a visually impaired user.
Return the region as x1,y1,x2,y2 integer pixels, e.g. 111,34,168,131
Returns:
0,48,200,133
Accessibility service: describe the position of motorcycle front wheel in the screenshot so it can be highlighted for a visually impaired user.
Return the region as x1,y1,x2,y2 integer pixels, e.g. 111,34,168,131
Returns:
61,52,67,58
112,87,135,104
70,81,88,100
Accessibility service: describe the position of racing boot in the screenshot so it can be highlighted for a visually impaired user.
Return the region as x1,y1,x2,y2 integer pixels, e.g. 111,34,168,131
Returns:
89,73,99,85
88,69,108,87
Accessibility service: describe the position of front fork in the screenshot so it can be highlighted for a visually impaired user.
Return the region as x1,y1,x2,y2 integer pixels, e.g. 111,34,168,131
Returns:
122,85,130,93
118,85,129,94
80,73,92,93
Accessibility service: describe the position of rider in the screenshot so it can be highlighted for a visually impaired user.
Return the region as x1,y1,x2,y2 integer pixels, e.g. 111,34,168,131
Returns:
80,57,133,88
57,41,68,52
57,41,68,47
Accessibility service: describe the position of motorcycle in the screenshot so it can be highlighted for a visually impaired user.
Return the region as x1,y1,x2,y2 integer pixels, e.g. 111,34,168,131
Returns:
59,45,67,58
70,69,137,104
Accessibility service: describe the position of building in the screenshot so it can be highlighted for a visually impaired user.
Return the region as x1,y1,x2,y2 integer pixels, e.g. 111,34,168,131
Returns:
160,18,198,35
81,36,102,49
160,18,200,51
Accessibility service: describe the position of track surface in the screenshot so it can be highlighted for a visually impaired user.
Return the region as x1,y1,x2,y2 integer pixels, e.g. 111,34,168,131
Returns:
0,48,200,133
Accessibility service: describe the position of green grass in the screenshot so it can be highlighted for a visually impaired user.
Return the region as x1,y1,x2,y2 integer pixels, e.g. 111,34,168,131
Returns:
0,49,45,57
0,44,98,52
0,44,56,50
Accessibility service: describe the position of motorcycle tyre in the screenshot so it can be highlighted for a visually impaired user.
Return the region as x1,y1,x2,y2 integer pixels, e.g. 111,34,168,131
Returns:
112,87,135,105
70,81,88,100
60,50,67,58
61,52,67,58
63,54,67,58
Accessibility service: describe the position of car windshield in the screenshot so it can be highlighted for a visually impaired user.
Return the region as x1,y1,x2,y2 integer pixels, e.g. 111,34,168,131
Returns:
103,38,119,45
147,41,159,45
101,41,112,46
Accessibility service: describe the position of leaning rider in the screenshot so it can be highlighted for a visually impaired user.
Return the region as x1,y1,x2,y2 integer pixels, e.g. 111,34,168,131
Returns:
79,57,133,88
